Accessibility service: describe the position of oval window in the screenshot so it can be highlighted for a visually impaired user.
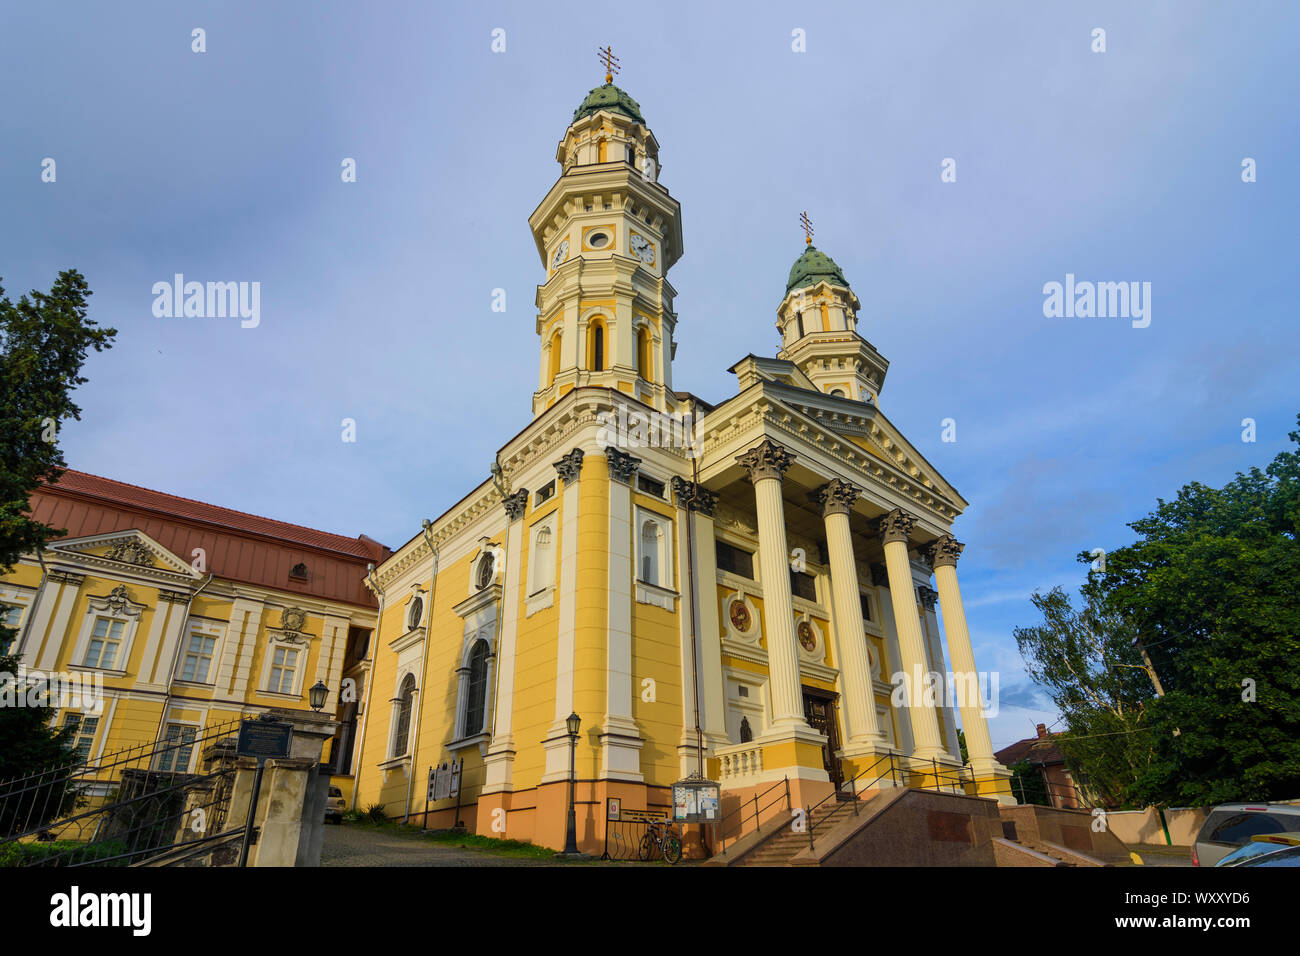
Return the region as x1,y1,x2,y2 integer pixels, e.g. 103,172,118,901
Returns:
587,231,610,249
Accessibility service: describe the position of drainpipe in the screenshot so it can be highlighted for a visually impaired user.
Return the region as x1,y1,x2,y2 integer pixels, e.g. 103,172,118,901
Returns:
153,571,215,744
487,459,511,750
403,519,439,825
350,563,385,812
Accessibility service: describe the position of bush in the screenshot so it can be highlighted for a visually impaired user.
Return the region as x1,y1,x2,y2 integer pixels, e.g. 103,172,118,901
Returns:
0,839,129,867
365,803,387,823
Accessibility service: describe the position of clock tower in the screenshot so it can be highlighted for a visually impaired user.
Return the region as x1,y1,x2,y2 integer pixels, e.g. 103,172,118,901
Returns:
529,53,685,417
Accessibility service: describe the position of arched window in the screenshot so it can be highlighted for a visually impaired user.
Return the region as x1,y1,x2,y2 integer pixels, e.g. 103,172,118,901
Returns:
476,553,495,590
530,524,555,593
588,320,605,371
406,596,423,631
463,640,490,737
795,312,804,337
548,331,563,385
740,716,753,744
626,144,636,165
637,327,652,381
391,674,416,758
640,520,661,585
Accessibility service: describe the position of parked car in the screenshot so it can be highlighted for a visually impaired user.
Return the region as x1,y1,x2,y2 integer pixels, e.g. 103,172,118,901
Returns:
324,785,346,824
1215,832,1300,866
1192,804,1300,866
1237,844,1300,867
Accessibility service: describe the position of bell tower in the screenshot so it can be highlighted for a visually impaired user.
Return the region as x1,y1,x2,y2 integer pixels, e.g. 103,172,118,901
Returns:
776,213,890,404
529,50,685,417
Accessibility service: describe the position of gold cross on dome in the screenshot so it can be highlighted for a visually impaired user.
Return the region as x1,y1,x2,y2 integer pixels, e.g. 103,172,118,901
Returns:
599,46,621,84
800,211,814,246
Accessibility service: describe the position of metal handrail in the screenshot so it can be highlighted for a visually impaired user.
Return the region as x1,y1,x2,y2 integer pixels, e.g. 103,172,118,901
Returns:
717,776,790,857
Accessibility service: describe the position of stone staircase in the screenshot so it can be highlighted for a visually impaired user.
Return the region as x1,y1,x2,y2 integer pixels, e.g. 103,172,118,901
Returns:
736,797,863,866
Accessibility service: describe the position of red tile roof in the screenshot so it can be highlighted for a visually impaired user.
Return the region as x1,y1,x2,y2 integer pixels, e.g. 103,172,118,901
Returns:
29,470,389,608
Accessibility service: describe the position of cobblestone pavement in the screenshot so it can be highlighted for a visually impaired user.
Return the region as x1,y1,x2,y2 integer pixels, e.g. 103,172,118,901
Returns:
320,823,600,867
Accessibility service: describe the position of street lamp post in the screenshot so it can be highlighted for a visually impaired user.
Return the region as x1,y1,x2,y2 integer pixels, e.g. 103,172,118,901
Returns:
563,711,581,855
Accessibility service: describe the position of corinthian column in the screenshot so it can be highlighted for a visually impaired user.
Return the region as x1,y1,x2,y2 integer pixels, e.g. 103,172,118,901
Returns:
812,480,885,750
736,439,807,731
929,536,1000,775
879,508,945,760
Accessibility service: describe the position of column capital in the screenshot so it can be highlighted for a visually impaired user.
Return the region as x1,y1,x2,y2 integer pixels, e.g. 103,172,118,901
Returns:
604,446,641,485
503,489,529,521
917,585,939,611
928,535,965,569
670,477,718,517
736,438,796,483
810,478,860,517
553,447,585,485
878,508,917,545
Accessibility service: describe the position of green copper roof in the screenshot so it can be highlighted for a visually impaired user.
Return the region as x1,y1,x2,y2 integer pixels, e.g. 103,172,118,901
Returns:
572,83,645,124
786,245,850,293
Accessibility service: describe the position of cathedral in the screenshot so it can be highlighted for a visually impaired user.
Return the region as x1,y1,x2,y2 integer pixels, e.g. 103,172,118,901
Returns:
349,65,1013,851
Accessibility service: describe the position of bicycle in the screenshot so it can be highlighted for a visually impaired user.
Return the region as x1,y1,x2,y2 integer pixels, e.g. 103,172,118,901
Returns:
638,819,683,864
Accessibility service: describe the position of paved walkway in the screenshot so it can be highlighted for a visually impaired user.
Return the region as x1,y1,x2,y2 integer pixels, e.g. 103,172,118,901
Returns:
320,824,562,867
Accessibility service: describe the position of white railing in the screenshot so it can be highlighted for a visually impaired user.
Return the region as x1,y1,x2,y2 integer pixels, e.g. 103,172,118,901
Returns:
715,743,764,782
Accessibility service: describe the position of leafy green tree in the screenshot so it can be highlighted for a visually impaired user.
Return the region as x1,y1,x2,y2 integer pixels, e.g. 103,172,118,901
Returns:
1,269,115,571
1081,416,1300,806
1007,759,1051,807
1013,587,1156,807
0,270,115,833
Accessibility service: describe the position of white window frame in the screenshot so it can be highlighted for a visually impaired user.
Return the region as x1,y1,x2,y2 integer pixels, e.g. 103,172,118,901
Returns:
175,619,224,684
70,589,144,675
387,672,418,760
258,635,307,698
527,514,557,605
61,711,102,764
635,508,671,588
155,719,200,773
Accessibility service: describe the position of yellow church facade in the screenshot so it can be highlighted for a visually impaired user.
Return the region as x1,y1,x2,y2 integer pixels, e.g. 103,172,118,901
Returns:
351,74,1012,852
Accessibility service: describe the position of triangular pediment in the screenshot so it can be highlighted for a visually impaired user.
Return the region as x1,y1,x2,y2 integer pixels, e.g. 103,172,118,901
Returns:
47,530,203,580
759,386,968,513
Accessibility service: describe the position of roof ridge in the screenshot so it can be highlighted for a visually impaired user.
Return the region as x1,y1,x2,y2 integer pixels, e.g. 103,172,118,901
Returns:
50,469,381,554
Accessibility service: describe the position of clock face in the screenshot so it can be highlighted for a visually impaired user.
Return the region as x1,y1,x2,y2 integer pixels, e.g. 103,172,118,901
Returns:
552,239,569,269
629,233,655,264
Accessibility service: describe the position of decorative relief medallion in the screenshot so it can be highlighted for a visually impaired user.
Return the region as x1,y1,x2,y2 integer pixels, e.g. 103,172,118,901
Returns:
797,620,817,652
729,600,751,633
106,539,155,567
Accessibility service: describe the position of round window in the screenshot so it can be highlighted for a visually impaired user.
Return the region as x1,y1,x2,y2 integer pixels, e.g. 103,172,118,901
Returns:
587,231,610,249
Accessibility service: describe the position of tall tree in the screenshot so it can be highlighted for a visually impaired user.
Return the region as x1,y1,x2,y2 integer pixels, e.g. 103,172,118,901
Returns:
1081,416,1300,805
0,270,115,830
1013,587,1156,807
0,269,115,572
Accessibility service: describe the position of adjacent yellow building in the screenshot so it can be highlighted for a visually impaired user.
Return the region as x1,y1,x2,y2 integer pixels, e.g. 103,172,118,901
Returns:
1,471,383,796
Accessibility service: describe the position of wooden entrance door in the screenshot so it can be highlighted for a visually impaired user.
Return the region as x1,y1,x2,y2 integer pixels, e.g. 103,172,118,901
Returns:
802,690,844,790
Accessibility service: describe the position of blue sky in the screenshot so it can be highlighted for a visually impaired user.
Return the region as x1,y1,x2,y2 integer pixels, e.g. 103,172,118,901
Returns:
3,1,1297,749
